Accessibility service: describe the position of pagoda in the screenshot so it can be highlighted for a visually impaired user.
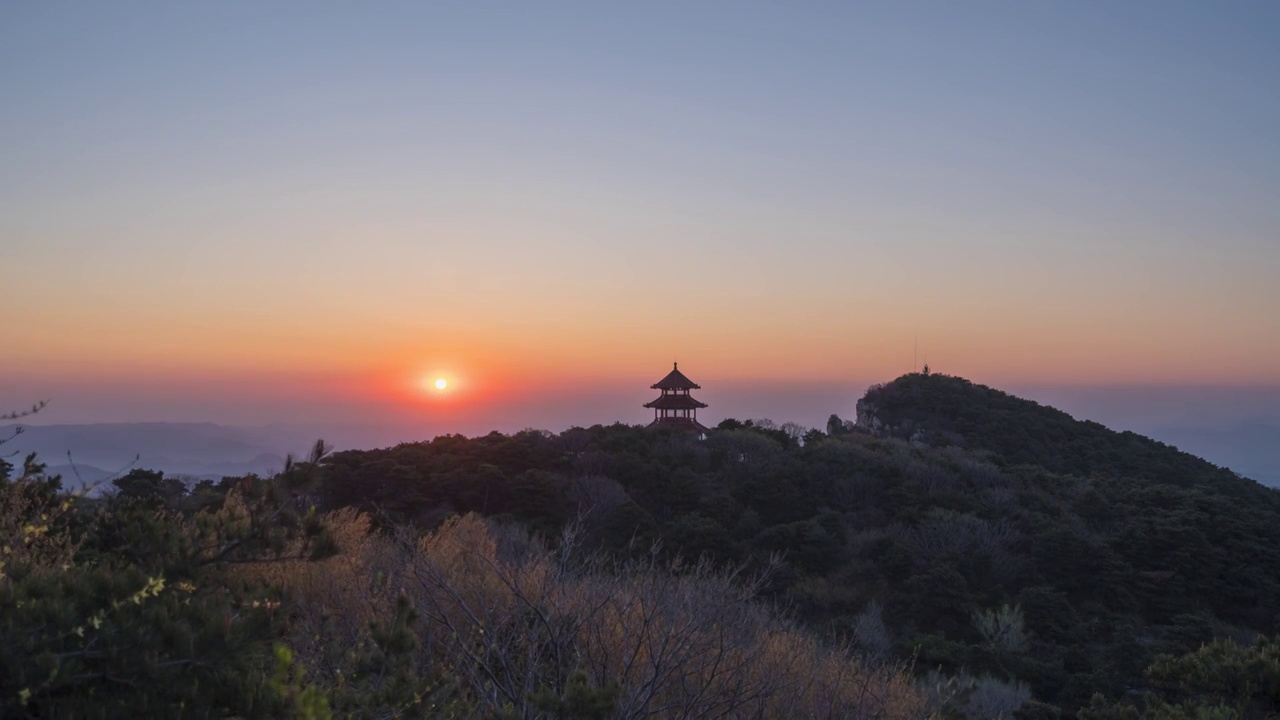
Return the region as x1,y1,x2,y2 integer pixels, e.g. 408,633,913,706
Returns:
644,362,709,432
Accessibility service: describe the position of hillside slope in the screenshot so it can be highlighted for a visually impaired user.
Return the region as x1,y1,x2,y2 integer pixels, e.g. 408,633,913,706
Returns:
857,373,1275,500
228,374,1280,715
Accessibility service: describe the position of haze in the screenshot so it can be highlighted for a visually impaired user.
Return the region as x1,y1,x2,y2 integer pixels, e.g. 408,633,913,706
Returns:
3,2,1278,478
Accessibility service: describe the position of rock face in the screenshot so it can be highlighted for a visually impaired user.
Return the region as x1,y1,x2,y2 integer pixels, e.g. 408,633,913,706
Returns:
856,384,932,445
854,397,879,432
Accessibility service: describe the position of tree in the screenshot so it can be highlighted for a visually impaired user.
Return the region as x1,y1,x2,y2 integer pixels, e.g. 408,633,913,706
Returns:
827,414,855,436
0,440,336,717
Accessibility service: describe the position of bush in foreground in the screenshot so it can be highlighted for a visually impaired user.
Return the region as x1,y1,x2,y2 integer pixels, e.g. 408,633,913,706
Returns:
253,511,928,719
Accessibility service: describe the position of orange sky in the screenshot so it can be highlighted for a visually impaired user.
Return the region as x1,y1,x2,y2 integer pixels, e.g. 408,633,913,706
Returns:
4,3,1279,430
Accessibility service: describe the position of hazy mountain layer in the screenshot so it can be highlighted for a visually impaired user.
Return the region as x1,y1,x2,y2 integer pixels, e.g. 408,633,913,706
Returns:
1,423,287,482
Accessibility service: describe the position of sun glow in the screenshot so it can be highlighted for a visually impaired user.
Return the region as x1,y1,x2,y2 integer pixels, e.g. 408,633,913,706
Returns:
434,378,448,390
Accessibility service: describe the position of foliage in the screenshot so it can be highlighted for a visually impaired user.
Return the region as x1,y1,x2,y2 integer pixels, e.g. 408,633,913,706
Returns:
0,441,334,718
975,604,1030,657
310,374,1280,716
251,511,926,718
9,370,1278,717
1082,635,1280,719
1,418,926,717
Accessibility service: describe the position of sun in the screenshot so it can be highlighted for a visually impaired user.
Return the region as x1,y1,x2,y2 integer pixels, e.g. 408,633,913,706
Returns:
434,378,448,390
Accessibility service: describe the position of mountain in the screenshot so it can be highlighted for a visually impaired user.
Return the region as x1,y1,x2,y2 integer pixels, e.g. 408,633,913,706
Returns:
1,423,291,480
312,372,1280,716
42,463,117,489
8,376,1277,716
856,373,1276,495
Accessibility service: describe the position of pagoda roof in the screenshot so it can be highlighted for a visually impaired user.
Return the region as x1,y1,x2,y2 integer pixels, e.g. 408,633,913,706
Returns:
644,394,708,410
651,363,700,390
648,417,710,433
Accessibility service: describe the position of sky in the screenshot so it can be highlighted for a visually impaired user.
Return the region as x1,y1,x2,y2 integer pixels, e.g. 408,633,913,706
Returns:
3,1,1279,436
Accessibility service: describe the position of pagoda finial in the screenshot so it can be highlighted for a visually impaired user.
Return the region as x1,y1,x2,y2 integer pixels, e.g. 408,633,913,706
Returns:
674,361,678,370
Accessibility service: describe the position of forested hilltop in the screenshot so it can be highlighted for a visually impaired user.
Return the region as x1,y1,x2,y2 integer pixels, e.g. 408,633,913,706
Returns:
316,373,1280,717
4,374,1280,718
857,373,1274,495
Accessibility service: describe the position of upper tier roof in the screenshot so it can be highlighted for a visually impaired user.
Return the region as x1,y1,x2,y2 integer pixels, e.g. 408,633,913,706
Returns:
651,362,701,390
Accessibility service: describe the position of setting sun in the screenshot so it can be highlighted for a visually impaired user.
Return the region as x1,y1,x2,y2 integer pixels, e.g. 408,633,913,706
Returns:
434,378,448,390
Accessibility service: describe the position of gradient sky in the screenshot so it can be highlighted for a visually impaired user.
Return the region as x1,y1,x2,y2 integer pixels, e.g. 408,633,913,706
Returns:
3,1,1279,432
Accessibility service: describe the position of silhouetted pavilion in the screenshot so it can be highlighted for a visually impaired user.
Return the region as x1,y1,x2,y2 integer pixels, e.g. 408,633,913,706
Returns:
644,362,709,432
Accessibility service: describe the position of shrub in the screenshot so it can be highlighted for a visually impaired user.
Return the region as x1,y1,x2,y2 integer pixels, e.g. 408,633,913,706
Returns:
257,512,929,719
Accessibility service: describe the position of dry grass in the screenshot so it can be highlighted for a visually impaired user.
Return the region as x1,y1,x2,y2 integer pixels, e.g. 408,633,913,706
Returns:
249,511,931,719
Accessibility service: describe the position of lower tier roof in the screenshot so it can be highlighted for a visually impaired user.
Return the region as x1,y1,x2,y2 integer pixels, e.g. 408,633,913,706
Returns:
647,417,710,433
643,394,708,409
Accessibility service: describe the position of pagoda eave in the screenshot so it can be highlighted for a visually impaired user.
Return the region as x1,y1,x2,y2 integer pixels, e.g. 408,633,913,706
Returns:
643,395,708,410
646,417,710,433
650,363,701,390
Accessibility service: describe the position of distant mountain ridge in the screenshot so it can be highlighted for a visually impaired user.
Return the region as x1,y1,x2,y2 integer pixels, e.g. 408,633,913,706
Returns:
2,422,290,484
